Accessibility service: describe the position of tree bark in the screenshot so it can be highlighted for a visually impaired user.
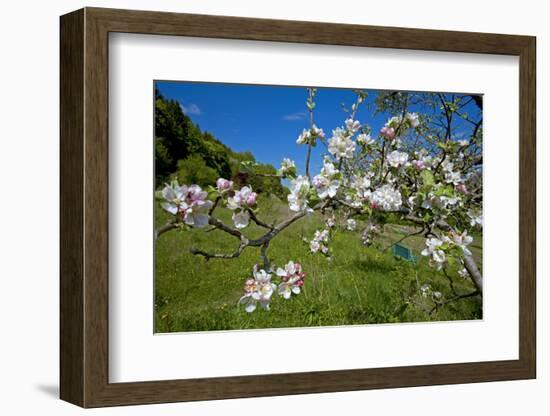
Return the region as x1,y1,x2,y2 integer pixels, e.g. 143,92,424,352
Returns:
463,253,483,294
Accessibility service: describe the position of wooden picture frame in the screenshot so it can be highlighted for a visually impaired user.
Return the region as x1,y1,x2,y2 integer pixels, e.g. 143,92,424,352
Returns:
60,7,536,408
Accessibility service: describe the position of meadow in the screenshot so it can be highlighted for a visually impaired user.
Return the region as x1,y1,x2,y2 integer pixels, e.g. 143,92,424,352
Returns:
154,194,482,333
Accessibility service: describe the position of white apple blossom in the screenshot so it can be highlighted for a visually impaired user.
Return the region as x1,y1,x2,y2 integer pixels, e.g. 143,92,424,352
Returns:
421,192,460,211
160,181,188,215
227,186,258,229
444,169,463,185
287,175,311,212
277,158,296,177
311,124,325,139
449,230,474,256
232,211,250,229
414,149,434,169
239,266,277,313
309,229,330,254
296,125,324,145
345,118,361,133
420,283,431,298
312,159,340,199
439,195,461,208
276,261,306,299
296,128,311,144
421,237,446,269
312,174,340,199
441,159,454,173
406,112,420,128
386,115,402,129
227,186,257,210
357,133,374,146
386,150,409,168
309,239,320,253
344,194,363,209
353,175,372,200
346,219,357,231
314,229,330,243
468,209,483,228
386,112,419,131
160,182,213,228
320,158,339,178
361,223,379,247
370,185,402,211
420,285,442,301
328,128,356,159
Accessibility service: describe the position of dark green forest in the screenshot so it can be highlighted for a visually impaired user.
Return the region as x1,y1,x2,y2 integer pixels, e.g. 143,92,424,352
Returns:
155,89,286,198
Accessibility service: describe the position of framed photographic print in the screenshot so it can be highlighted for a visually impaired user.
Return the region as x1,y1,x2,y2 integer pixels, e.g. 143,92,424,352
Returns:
60,7,536,408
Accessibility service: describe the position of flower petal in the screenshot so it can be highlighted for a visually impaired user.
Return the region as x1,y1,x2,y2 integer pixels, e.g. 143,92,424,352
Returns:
232,211,250,229
245,302,257,313
162,186,176,201
161,202,178,215
192,214,209,228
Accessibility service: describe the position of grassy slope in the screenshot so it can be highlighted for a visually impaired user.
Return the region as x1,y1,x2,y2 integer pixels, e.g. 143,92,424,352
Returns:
155,195,482,333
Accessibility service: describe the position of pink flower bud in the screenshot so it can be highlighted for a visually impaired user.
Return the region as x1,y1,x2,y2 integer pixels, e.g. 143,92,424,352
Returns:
412,160,425,170
380,126,396,139
216,178,233,192
246,192,257,206
456,184,468,194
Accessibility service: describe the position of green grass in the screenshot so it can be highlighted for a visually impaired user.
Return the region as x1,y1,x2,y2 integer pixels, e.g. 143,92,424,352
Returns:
155,195,482,333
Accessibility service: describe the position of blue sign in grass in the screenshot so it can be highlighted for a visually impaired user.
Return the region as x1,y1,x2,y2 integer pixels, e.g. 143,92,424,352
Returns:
392,243,417,263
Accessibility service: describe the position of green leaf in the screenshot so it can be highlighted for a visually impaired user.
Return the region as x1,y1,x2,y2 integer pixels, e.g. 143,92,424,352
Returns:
434,185,454,197
420,170,435,187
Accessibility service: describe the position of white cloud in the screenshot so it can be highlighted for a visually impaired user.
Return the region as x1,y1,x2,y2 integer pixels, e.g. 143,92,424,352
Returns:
179,102,202,116
282,112,307,121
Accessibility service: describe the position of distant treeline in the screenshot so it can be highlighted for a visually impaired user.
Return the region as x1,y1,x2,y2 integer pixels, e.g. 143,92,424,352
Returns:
155,89,286,199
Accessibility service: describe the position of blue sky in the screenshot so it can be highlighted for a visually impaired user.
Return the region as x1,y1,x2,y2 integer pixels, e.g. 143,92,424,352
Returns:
155,81,479,175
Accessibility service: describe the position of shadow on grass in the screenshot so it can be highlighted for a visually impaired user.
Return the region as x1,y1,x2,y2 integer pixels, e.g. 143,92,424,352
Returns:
351,252,402,275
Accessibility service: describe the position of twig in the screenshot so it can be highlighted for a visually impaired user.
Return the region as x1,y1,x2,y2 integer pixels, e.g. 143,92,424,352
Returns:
430,290,480,314
190,236,249,261
382,225,425,251
247,208,274,230
260,242,271,271
155,220,179,239
207,216,243,239
209,196,221,215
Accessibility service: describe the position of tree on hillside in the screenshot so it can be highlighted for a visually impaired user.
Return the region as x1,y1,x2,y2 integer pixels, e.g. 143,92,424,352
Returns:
155,90,284,197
